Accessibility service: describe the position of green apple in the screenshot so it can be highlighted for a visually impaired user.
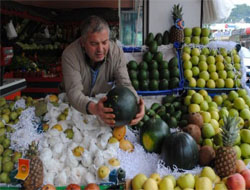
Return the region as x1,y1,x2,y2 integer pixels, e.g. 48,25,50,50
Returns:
188,77,197,87
192,27,201,36
191,48,201,56
235,63,241,70
184,96,192,106
162,175,176,187
159,177,174,190
184,37,191,44
240,143,250,159
240,109,250,120
150,173,161,184
191,56,199,65
200,166,216,182
198,61,208,71
210,49,217,56
143,178,158,190
218,70,227,79
216,78,225,88
192,36,200,44
201,28,210,37
219,48,227,57
237,89,247,97
187,90,196,96
216,62,224,71
183,60,192,69
227,71,235,79
244,159,250,165
214,183,228,190
225,78,234,88
132,173,148,190
183,46,191,54
201,37,209,45
201,47,210,55
198,89,208,97
206,79,216,88
207,56,215,65
182,52,191,61
210,110,219,121
191,93,204,104
201,111,211,123
204,95,212,103
195,177,213,190
177,173,195,189
202,123,215,138
225,63,234,71
188,104,200,113
233,97,245,110
192,66,200,76
197,78,206,88
242,95,250,107
228,91,239,101
184,69,193,79
233,55,240,63
224,56,232,64
216,55,224,62
233,145,241,159
200,101,209,111
210,72,218,81
219,107,229,118
213,95,223,106
229,108,239,117
184,27,192,37
199,55,207,62
199,71,210,81
210,119,219,132
240,129,250,143
203,138,214,147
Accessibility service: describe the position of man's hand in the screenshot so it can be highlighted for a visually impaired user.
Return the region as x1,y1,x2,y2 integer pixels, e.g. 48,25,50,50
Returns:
130,98,145,126
88,97,116,126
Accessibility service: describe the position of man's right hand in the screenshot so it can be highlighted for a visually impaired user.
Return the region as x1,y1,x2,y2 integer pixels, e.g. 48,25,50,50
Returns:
88,97,116,126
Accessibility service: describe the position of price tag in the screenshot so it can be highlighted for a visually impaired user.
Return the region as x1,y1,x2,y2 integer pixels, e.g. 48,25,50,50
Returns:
15,158,30,180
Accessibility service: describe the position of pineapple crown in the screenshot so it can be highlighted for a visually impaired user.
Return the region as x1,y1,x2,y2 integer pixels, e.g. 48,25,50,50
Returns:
26,141,39,158
221,116,240,147
172,4,183,22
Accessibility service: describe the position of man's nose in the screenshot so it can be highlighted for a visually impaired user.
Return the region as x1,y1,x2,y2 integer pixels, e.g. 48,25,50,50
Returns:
97,44,102,51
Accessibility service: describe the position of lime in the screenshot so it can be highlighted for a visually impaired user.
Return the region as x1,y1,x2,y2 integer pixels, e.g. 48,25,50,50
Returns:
3,161,14,173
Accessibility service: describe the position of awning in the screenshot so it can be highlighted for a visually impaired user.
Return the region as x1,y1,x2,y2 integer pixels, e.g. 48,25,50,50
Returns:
203,0,235,24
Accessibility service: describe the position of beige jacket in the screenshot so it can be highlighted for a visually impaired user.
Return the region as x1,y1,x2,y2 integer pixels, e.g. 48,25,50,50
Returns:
62,38,138,114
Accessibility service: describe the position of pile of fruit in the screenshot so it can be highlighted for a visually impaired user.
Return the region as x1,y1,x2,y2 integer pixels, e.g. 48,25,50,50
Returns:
127,55,181,91
130,166,250,190
182,46,242,88
184,27,211,45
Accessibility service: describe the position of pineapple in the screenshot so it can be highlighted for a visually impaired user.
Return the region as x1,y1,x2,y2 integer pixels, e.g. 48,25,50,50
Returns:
169,4,184,43
214,116,240,178
23,141,44,190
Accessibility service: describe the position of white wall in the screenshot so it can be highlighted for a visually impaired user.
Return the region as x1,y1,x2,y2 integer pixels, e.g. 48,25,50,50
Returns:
149,0,201,35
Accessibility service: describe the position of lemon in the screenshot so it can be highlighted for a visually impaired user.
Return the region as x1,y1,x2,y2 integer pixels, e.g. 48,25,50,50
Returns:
132,173,148,190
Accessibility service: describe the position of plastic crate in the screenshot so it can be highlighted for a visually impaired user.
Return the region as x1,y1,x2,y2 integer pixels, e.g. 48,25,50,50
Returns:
135,43,184,96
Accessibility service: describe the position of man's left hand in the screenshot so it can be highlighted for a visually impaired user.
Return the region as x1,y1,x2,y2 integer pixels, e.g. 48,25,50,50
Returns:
130,98,145,126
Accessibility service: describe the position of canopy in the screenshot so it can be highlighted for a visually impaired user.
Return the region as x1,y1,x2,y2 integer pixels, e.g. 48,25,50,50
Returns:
203,0,235,24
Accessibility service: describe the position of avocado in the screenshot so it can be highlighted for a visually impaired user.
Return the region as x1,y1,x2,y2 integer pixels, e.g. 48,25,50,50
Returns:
145,33,154,46
154,33,163,46
162,30,170,45
143,52,153,63
148,41,158,54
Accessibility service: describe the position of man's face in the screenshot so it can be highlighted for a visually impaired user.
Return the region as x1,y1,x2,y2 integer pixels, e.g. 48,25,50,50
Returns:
83,29,109,63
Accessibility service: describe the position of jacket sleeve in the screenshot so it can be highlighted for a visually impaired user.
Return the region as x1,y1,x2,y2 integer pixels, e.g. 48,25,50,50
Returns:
112,44,139,102
61,51,90,114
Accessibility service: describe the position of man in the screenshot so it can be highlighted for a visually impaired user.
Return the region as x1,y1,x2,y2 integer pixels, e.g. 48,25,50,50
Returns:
62,15,144,126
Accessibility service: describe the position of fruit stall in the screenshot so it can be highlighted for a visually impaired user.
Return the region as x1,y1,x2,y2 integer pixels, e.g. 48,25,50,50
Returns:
1,1,250,190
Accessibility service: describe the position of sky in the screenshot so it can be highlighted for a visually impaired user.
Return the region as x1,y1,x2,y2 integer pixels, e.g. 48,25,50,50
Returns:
231,0,250,6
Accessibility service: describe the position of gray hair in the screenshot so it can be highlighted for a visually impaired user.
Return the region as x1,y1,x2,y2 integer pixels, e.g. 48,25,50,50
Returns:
80,15,110,42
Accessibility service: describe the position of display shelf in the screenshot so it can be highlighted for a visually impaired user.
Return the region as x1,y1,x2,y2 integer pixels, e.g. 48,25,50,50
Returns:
0,78,26,97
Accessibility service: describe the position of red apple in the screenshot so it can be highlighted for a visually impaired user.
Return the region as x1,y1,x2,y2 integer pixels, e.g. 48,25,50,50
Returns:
66,184,81,190
226,173,246,190
42,184,56,190
236,159,246,173
84,183,100,190
241,169,250,188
